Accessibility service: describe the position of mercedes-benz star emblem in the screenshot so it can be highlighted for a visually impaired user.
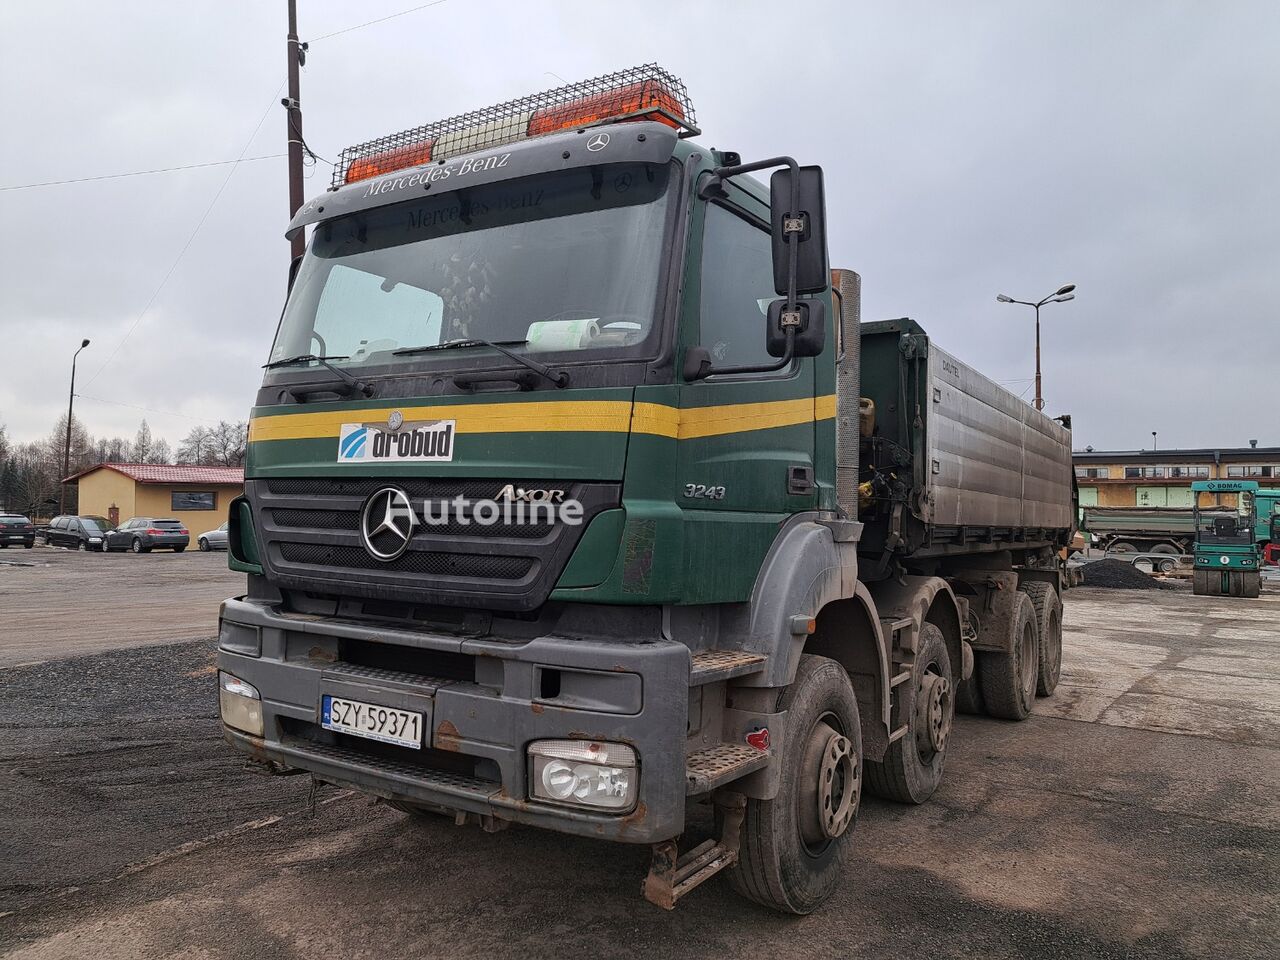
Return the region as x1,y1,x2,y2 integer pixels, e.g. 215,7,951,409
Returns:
586,132,610,152
387,410,404,431
360,487,417,561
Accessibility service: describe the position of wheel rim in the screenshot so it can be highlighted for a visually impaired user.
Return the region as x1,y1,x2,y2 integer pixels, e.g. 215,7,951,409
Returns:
798,715,859,854
914,665,952,762
1020,621,1037,701
133,539,141,553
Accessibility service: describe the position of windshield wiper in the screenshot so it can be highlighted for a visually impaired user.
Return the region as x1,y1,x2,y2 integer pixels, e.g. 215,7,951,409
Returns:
263,354,374,398
394,339,568,389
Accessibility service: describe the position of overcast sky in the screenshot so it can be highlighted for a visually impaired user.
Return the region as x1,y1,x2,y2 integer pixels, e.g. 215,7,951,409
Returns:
1,1,1276,452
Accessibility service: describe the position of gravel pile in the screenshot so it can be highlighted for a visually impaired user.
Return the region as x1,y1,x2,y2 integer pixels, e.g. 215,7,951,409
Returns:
1082,558,1171,590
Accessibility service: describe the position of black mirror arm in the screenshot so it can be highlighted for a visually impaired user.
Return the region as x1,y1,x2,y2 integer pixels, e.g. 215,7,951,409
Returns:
685,328,795,381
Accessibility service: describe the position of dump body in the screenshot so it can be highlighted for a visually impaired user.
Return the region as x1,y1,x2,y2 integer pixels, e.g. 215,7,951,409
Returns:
1079,505,1229,553
857,318,1075,565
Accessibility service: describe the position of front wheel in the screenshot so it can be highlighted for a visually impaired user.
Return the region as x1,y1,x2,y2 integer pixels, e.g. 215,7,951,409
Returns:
728,654,862,915
198,538,209,552
77,540,87,552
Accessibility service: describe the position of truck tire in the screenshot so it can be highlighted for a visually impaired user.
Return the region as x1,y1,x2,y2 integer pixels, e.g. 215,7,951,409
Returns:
1019,582,1062,697
1110,541,1138,554
978,592,1039,721
865,623,953,805
728,654,862,915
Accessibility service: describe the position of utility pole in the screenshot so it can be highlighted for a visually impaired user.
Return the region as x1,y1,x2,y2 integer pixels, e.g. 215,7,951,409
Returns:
285,0,306,260
60,339,91,515
996,284,1077,412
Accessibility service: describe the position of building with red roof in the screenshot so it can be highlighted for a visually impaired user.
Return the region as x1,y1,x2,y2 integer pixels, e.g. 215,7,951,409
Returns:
63,463,244,534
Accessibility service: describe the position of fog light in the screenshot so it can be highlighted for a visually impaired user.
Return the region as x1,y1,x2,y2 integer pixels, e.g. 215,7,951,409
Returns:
528,740,636,812
219,670,264,737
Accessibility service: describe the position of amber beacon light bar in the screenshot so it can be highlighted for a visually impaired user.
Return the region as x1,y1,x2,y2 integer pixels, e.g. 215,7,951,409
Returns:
337,64,700,186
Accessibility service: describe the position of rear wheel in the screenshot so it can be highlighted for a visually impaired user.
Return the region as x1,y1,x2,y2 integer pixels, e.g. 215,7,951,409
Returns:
1110,541,1138,554
174,546,186,553
865,623,953,804
1020,582,1062,697
978,592,1040,720
131,537,148,554
1149,544,1179,555
729,654,862,915
1157,558,1176,573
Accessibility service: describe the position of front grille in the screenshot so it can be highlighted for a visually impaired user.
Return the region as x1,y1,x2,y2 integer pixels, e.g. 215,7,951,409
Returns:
250,477,620,612
279,542,534,580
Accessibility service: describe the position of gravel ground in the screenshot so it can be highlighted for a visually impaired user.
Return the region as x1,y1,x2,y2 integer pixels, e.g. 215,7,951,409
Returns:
1080,558,1172,589
1,572,1277,958
0,640,310,917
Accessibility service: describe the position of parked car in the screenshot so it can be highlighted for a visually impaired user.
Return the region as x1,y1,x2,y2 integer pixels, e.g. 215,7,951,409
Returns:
0,514,36,548
43,515,113,551
197,521,229,552
104,517,190,553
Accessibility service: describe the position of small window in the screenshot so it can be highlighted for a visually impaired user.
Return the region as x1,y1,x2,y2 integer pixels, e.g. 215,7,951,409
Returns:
698,204,777,370
1227,466,1245,478
172,491,216,511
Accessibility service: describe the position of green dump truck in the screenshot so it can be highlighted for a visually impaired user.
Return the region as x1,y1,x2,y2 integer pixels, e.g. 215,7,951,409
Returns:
217,66,1075,914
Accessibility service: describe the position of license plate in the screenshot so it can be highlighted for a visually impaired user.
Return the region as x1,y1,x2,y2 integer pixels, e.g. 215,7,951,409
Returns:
321,695,423,749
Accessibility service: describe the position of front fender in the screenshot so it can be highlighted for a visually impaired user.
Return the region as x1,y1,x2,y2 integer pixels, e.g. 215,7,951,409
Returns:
722,515,861,688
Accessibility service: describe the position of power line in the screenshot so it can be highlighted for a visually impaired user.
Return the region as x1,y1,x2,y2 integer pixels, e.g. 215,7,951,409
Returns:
76,394,221,425
0,155,285,193
85,80,286,387
308,0,449,42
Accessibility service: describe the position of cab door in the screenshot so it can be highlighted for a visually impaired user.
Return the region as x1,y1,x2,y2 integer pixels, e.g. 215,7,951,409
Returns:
671,193,817,601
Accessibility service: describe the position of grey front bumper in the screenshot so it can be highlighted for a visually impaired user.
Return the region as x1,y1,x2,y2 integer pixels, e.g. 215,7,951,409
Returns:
217,597,690,843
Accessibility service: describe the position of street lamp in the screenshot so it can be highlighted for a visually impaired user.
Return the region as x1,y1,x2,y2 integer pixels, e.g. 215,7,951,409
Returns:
996,284,1076,411
59,338,91,515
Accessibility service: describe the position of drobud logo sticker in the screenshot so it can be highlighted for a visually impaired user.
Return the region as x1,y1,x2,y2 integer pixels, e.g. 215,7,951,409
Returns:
338,421,455,463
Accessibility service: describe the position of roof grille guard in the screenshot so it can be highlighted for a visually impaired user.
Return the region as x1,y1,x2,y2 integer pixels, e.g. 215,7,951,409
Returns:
333,63,699,187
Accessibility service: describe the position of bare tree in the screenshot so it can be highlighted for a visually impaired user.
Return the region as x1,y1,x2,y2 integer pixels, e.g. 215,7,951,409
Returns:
207,421,248,467
133,420,154,463
177,426,214,465
147,438,172,465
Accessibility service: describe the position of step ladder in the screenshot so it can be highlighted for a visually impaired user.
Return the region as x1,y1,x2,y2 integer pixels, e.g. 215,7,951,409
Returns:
643,798,745,910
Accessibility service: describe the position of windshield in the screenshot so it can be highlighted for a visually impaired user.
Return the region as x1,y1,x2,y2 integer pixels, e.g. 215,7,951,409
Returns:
1196,494,1255,545
270,162,674,370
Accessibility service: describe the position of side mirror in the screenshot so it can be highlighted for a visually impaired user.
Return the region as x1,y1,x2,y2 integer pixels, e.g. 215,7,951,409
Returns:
766,299,825,358
770,165,829,296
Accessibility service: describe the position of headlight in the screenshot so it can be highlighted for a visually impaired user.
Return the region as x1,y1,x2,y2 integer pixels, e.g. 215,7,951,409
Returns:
528,740,637,812
219,670,264,737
